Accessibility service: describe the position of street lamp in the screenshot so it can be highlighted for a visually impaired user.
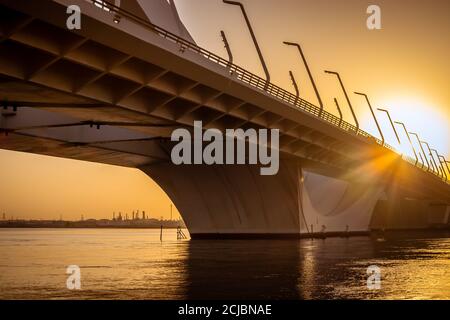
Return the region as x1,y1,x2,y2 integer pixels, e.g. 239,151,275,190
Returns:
394,122,419,166
421,141,441,176
431,149,447,180
283,42,324,116
377,108,400,144
438,154,449,181
220,30,233,65
334,98,343,128
289,71,299,97
417,152,426,169
354,92,385,145
407,131,431,171
440,157,450,176
223,1,270,84
324,71,359,132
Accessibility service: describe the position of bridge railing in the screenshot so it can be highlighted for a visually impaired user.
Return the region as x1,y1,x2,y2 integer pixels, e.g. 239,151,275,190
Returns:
86,0,448,184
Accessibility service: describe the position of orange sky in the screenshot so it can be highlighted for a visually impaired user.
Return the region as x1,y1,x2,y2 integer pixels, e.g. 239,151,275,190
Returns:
0,0,448,220
175,0,450,155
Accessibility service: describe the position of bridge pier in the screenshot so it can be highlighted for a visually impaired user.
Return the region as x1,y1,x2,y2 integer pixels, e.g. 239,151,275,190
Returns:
370,195,450,230
141,161,385,238
141,161,302,238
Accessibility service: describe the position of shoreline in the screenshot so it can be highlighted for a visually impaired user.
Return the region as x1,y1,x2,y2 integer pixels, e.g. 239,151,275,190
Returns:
0,225,182,229
190,228,450,240
1,226,449,238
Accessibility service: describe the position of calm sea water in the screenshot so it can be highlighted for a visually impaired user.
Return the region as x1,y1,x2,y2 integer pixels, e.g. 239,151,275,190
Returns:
0,228,449,300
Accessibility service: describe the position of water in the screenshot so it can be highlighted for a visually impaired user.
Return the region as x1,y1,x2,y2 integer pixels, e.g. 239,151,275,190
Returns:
0,228,449,300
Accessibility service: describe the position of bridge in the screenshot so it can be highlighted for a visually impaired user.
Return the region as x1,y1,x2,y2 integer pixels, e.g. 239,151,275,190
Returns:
0,0,449,238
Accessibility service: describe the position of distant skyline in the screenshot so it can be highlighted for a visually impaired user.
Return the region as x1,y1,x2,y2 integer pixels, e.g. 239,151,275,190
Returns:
0,150,180,221
0,0,449,220
0,207,180,221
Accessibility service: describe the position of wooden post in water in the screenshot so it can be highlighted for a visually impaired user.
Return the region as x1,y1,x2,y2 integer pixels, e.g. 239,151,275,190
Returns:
160,225,163,242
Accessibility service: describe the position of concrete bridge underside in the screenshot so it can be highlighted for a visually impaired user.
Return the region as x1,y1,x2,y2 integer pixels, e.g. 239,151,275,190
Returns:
0,0,449,237
142,161,450,238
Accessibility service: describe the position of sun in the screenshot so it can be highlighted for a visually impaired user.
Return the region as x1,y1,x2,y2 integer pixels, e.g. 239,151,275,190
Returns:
361,95,449,160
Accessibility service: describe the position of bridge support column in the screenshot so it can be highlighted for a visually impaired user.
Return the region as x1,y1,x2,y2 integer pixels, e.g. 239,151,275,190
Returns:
370,191,450,230
141,160,386,238
141,161,303,238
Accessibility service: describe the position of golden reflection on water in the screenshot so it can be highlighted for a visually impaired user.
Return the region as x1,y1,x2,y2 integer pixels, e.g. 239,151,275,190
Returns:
330,238,450,299
0,229,190,299
297,243,316,300
0,229,449,299
373,240,450,300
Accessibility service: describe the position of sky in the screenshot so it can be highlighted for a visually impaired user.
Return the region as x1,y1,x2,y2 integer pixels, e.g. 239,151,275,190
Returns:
175,0,450,156
0,0,449,220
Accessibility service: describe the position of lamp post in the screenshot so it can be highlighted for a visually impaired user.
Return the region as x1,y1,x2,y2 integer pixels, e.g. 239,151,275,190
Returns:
324,71,359,132
431,149,447,180
441,157,450,176
334,98,343,128
288,70,300,105
354,92,384,145
394,122,419,166
289,71,299,97
407,131,430,170
223,1,270,84
283,42,324,116
377,108,400,144
421,141,441,176
437,153,449,181
220,30,233,65
417,152,426,169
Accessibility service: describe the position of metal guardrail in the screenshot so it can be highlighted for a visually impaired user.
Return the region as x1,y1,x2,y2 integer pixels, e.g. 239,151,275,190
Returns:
86,0,448,184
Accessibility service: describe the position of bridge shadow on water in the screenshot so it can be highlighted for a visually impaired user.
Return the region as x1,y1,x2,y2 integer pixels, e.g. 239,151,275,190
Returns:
183,238,370,299
185,239,302,299
182,233,450,299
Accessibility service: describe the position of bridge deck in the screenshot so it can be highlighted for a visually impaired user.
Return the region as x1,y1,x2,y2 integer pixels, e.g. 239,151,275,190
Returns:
0,0,449,202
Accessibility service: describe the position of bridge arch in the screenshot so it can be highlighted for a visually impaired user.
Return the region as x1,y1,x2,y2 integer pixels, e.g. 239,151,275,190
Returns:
141,160,385,238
